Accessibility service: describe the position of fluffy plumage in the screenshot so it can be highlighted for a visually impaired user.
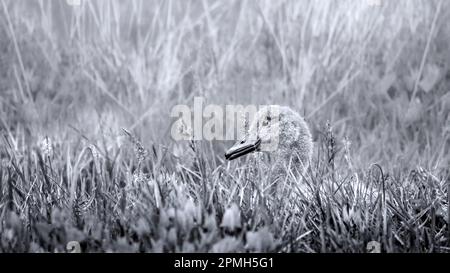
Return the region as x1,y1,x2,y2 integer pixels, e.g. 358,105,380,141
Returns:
225,106,313,182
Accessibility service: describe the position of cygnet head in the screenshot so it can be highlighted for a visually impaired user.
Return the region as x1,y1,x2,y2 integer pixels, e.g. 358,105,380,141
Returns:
225,106,313,172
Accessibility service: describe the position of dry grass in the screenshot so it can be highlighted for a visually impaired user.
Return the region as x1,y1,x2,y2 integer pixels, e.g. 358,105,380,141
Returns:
0,0,449,252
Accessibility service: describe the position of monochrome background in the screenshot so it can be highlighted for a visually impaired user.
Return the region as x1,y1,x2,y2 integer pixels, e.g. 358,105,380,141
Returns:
0,0,448,253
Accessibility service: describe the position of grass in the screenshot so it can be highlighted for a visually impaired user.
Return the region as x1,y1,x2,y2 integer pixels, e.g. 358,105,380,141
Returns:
0,0,449,252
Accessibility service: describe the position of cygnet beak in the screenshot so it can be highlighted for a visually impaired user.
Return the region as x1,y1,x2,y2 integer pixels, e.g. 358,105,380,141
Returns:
225,137,261,160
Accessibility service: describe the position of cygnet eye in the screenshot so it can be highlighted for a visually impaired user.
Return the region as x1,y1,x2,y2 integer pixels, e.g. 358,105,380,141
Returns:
262,115,271,126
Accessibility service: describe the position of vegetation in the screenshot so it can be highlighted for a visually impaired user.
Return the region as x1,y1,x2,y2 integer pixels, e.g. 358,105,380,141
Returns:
0,0,449,252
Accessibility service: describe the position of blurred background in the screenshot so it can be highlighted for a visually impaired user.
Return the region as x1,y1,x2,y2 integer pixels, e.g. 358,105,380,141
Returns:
0,0,449,171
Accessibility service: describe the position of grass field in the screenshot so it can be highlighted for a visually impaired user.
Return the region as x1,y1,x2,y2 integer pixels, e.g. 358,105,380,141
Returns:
0,0,449,252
